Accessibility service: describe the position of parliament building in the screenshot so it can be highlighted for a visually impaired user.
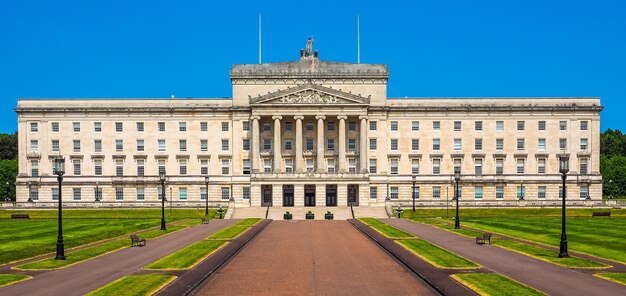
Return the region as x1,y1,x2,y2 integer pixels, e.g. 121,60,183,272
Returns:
15,45,603,207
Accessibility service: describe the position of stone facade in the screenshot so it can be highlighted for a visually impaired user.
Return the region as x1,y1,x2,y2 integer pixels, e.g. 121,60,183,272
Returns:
15,51,603,207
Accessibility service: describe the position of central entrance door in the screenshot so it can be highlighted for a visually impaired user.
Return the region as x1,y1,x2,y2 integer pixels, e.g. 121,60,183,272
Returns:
304,185,316,207
261,185,273,207
326,185,337,206
283,185,294,207
348,185,359,206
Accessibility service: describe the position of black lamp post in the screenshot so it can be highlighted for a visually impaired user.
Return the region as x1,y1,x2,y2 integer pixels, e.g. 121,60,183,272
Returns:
412,174,417,212
95,182,100,202
518,181,525,201
204,176,210,216
454,170,461,229
159,171,166,230
558,156,569,258
54,158,66,260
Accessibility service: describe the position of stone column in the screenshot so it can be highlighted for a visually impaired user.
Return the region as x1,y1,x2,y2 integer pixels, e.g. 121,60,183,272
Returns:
294,116,304,173
337,115,348,173
315,115,326,173
251,116,261,173
272,115,282,173
359,115,368,173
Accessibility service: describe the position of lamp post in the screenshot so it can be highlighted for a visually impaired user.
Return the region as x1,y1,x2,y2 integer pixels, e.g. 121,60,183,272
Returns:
454,170,461,229
558,156,569,258
159,171,166,231
412,174,417,212
204,176,210,216
95,182,100,202
54,158,66,260
518,181,525,201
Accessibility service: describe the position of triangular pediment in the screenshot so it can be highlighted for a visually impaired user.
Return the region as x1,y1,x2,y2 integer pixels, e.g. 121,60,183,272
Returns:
249,84,370,106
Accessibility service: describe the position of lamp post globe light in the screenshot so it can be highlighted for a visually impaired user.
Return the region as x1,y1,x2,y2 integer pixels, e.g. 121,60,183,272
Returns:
558,156,569,258
159,171,167,231
204,176,210,216
54,158,66,260
454,170,461,229
412,174,417,212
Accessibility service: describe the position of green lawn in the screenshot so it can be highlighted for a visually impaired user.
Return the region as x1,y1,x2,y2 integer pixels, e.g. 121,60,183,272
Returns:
145,240,227,270
594,272,626,286
397,239,479,269
452,273,546,296
0,274,31,288
493,240,608,268
206,225,250,240
234,218,262,227
358,218,414,238
86,274,175,296
417,218,483,238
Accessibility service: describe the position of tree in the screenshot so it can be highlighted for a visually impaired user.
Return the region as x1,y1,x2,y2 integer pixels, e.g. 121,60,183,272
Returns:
0,159,18,201
0,133,18,160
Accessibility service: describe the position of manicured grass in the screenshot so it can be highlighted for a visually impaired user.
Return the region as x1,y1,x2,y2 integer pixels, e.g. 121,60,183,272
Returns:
397,239,479,269
401,208,626,219
234,218,262,227
594,272,626,286
86,274,176,296
358,218,414,238
418,218,483,238
452,273,546,296
145,240,227,270
0,274,31,287
206,226,250,240
493,240,608,268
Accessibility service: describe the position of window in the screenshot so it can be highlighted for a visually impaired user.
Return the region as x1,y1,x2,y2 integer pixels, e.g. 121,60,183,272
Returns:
454,121,461,131
517,138,525,150
306,139,314,150
221,159,229,175
559,138,567,150
433,138,441,151
390,159,398,175
496,121,504,132
136,122,144,132
179,122,187,132
137,159,145,176
137,188,145,200
73,140,80,152
158,159,166,174
390,121,398,131
453,138,461,150
243,159,251,174
201,159,209,175
560,120,567,131
158,140,166,152
455,186,462,200
306,122,314,131
412,139,419,151
369,121,377,131
31,160,39,177
242,121,250,131
348,139,356,150
496,158,504,175
517,158,525,174
116,140,123,152
412,121,419,131
580,121,588,131
285,139,292,150
328,159,335,173
433,121,440,132
136,139,144,152
559,186,564,199
538,138,546,151
30,140,38,152
263,122,271,131
370,187,377,199
517,186,525,199
200,187,208,200
284,121,292,131
412,187,420,200
475,121,483,131
580,186,589,199
285,159,293,173
411,159,419,174
454,159,461,174
73,159,81,175
179,159,187,175
52,122,59,132
496,186,504,199
158,187,164,200
369,159,377,174
94,159,102,176
580,158,588,175
264,159,272,173
30,122,38,132
221,122,229,131
474,159,483,176
243,139,250,151
432,187,441,199
517,121,525,131
474,186,483,199
390,187,399,200
306,159,314,172
264,139,272,150
52,140,60,152
73,188,81,201
538,186,546,199
221,139,229,151
115,122,123,132
94,140,102,152
474,138,482,150
116,188,124,201
327,139,335,151
347,158,357,173
496,139,504,151
179,188,188,200
432,158,441,175
180,140,187,152
52,188,59,201
327,121,335,131
116,159,124,176
390,139,398,151
221,188,230,200
158,122,165,132
538,158,546,174
73,122,80,132
201,140,208,152
243,187,251,200
538,121,546,131
369,138,377,150
580,138,588,150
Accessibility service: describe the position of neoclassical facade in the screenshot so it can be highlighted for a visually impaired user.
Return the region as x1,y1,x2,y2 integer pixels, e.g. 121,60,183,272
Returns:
15,50,603,207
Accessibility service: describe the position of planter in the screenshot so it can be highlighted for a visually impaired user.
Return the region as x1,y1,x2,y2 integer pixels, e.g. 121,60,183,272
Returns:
305,213,315,220
324,213,334,220
284,213,293,220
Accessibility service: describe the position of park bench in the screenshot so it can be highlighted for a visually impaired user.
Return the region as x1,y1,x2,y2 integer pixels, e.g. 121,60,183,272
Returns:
130,234,146,247
592,211,611,217
10,214,30,219
201,216,210,224
476,233,492,245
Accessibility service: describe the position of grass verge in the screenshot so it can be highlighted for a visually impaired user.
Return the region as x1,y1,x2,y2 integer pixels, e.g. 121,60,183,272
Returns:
206,226,250,240
493,240,608,269
417,218,483,238
235,218,262,227
85,274,176,296
0,274,31,288
452,273,546,296
397,239,479,269
145,240,227,270
594,272,626,287
358,218,414,238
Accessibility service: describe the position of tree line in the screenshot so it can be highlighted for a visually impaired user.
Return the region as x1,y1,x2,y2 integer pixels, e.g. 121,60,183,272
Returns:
0,133,18,201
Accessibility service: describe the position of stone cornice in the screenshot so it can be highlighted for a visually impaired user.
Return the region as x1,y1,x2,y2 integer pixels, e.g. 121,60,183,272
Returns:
374,104,603,113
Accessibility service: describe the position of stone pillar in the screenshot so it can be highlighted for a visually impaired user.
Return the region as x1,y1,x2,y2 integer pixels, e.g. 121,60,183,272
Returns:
251,116,261,173
294,116,304,173
359,115,368,173
337,115,348,173
315,115,326,173
272,116,282,173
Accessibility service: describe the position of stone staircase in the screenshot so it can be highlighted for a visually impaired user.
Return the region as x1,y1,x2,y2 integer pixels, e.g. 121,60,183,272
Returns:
230,206,389,220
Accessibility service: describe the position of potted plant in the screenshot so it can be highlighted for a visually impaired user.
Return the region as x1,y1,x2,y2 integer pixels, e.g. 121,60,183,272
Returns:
325,211,334,220
305,211,315,220
284,211,292,220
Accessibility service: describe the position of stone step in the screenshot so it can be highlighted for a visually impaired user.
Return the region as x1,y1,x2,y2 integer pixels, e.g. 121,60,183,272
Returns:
231,206,389,220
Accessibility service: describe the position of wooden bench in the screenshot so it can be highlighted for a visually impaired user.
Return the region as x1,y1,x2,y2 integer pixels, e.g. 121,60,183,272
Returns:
201,216,210,224
130,234,146,247
476,233,492,245
592,211,611,217
10,214,30,219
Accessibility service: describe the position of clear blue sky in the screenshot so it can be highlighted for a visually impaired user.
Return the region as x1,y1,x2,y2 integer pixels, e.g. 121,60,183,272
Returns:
1,0,625,133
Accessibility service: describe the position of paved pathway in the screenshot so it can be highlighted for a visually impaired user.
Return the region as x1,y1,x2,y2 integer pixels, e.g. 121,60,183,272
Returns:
384,219,626,296
196,220,437,295
0,220,236,296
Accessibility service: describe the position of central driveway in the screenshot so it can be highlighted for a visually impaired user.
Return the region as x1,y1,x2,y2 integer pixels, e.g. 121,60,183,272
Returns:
196,220,436,296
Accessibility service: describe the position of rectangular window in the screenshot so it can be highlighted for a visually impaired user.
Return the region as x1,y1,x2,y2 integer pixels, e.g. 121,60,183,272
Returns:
284,121,292,131
517,121,525,131
243,159,251,174
453,138,461,150
580,138,588,150
243,187,251,199
560,120,567,131
264,159,272,173
95,187,103,201
158,139,166,152
158,122,165,132
412,159,419,175
369,159,377,174
201,159,209,175
179,122,187,132
31,160,39,177
116,140,123,152
137,159,145,176
285,139,292,150
517,158,525,174
390,159,398,175
474,186,483,199
200,187,207,200
580,186,589,199
136,188,145,200
306,139,314,150
538,186,546,199
52,188,59,201
432,187,441,199
285,159,293,173
348,158,357,173
242,121,250,131
115,122,123,132
580,158,588,175
433,121,440,132
390,187,399,200
474,138,483,150
475,121,483,131
390,121,398,131
411,139,419,151
179,188,188,200
580,121,588,131
179,159,187,175
369,121,377,131
221,139,229,151
538,158,546,174
432,158,441,175
412,121,420,131
454,121,462,131
559,186,564,199
221,188,230,200
264,139,272,150
390,139,398,151
327,139,335,151
496,139,504,151
199,139,207,152
474,159,483,176
348,139,356,150
538,138,546,151
454,159,461,174
158,159,166,174
73,140,80,152
179,140,187,152
73,159,81,175
73,188,81,201
496,158,504,175
221,122,229,131
94,159,102,176
496,121,504,132
30,122,38,132
306,122,314,131
52,122,59,132
538,121,546,131
136,139,144,152
348,121,356,131
136,122,144,132
73,122,80,132
369,138,377,150
263,122,271,131
52,140,60,152
116,159,124,176
517,186,525,199
306,159,314,172
433,138,441,151
115,188,124,201
221,159,229,175
517,138,525,150
327,121,335,131
327,159,335,173
370,187,377,199
243,139,250,151
94,140,102,152
413,187,420,200
496,186,504,199
559,138,567,150
30,140,38,152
